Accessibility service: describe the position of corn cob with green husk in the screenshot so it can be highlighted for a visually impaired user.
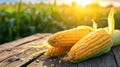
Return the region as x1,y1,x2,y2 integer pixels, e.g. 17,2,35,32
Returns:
63,9,115,63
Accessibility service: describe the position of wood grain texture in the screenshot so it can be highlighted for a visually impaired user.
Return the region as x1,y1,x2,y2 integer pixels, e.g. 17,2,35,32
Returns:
0,36,48,67
0,36,48,62
27,57,77,67
78,51,117,67
0,33,50,51
0,37,47,67
4,47,49,67
112,45,120,67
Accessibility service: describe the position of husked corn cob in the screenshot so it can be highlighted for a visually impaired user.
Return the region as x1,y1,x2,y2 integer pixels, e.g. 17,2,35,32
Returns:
64,29,111,61
48,26,93,48
44,46,70,58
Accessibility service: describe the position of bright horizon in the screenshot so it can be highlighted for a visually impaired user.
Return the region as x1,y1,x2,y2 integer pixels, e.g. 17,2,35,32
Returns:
0,0,120,7
57,0,120,7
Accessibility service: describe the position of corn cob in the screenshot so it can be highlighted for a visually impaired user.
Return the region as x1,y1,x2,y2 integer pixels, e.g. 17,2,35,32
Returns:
63,9,115,62
63,29,111,61
48,26,93,48
44,46,70,58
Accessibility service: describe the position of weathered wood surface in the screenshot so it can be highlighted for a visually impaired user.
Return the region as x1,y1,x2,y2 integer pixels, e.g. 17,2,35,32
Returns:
0,33,49,51
0,33,120,67
112,46,120,67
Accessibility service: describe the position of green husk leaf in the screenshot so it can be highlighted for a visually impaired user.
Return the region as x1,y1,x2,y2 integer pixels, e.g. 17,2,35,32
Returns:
112,30,120,46
108,8,115,35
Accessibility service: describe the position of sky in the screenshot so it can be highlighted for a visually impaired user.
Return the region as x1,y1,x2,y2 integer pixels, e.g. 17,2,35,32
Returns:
0,0,120,7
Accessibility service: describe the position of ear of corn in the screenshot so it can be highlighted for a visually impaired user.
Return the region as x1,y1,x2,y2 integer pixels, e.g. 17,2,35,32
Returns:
48,26,93,48
44,46,70,58
63,29,111,62
73,29,120,63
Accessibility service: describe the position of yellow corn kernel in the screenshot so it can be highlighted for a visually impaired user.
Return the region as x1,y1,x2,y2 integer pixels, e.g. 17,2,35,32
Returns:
48,26,93,48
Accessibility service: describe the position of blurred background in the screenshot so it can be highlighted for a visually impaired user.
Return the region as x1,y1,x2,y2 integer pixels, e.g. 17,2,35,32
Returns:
0,0,120,44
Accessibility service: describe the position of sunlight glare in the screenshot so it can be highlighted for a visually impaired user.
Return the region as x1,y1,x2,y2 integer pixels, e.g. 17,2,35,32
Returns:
75,0,92,7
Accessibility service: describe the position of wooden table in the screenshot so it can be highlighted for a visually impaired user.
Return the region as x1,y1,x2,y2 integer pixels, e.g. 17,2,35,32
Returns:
0,33,120,67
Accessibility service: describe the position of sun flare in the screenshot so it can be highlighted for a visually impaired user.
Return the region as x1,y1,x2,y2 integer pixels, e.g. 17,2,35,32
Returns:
75,0,92,7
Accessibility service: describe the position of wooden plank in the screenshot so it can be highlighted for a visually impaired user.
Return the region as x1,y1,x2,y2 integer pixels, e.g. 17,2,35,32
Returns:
0,33,50,51
27,57,77,67
0,34,50,62
78,51,117,67
112,45,120,67
2,46,49,67
0,36,50,67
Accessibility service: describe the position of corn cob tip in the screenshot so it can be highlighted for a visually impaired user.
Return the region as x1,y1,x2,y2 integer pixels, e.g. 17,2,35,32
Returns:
48,37,56,46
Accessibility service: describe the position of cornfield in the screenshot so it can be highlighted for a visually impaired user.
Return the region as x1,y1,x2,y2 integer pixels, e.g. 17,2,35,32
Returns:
0,1,120,44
